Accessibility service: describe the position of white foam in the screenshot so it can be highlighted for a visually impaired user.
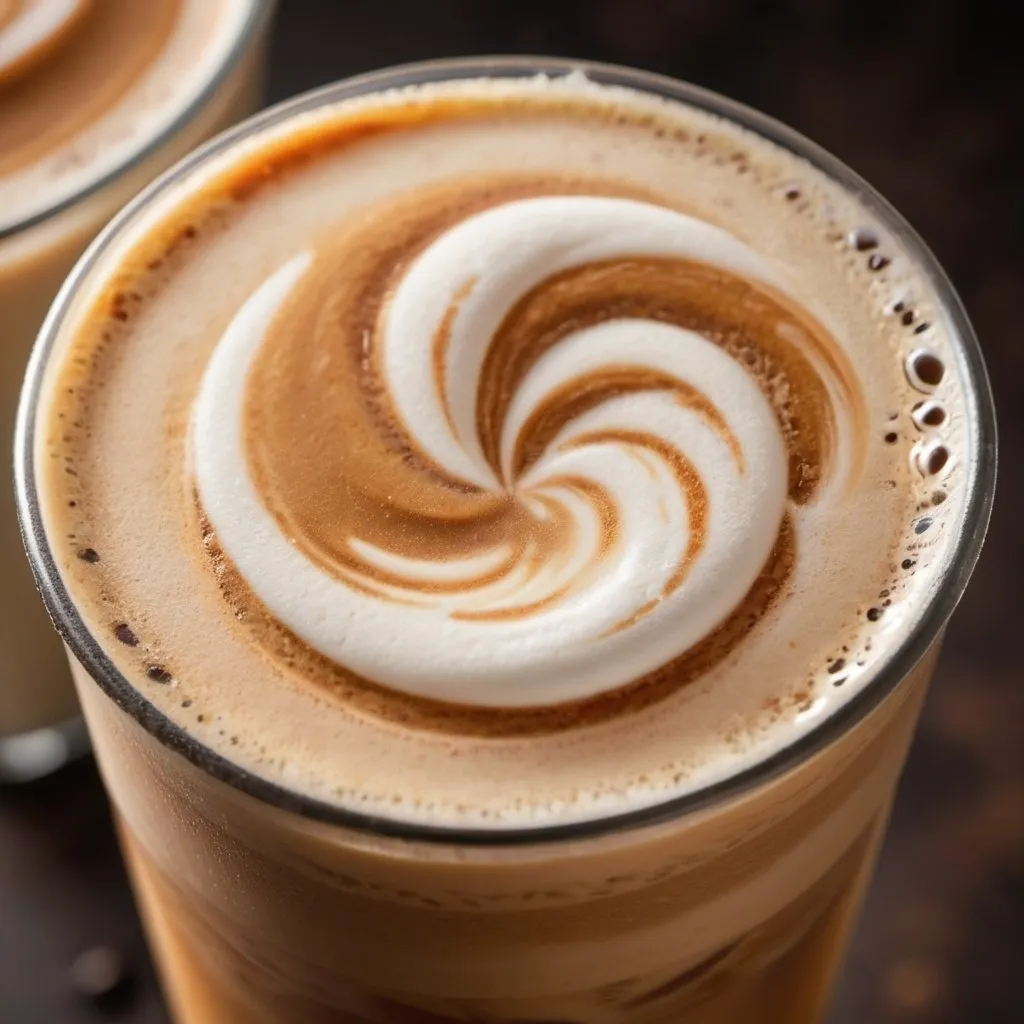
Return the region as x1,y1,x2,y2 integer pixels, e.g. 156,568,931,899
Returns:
192,197,795,707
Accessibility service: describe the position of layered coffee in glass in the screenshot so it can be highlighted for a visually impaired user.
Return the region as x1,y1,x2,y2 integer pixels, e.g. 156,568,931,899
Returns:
16,58,995,1022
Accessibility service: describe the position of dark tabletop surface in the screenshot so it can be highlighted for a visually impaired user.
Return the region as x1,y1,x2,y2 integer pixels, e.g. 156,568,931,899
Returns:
2,1,1022,1021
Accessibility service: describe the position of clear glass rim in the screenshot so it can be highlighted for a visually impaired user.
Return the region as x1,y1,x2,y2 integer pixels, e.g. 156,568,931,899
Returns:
15,55,998,848
0,0,276,240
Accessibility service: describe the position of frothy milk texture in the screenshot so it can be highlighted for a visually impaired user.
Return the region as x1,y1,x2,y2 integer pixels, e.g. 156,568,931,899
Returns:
0,0,254,230
0,0,264,743
39,76,968,826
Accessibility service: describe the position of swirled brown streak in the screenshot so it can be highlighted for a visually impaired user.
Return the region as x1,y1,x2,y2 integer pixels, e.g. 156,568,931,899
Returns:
449,475,620,623
558,429,709,632
200,510,796,737
0,0,181,175
222,171,863,730
510,365,744,482
244,173,860,587
432,274,477,439
245,174,691,604
477,256,857,505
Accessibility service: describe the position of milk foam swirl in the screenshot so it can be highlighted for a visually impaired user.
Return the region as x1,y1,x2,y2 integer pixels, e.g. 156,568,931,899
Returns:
192,181,862,712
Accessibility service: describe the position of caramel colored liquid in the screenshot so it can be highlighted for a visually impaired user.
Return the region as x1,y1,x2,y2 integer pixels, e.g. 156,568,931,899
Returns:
122,815,884,1024
74,644,936,1024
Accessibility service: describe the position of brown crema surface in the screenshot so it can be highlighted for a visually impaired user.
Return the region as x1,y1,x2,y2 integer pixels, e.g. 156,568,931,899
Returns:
0,0,181,179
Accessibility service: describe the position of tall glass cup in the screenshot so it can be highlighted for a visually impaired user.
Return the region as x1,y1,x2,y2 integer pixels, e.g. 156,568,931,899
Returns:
15,59,996,1023
0,0,276,782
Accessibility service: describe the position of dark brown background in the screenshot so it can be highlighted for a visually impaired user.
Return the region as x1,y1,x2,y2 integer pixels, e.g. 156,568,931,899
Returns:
2,0,1021,1021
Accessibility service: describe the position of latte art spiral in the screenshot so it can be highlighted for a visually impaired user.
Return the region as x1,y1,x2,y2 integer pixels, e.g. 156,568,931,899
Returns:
44,75,970,820
192,180,864,712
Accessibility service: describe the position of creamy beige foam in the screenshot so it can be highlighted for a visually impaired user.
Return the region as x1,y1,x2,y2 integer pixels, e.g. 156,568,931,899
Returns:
0,0,254,230
38,75,968,825
0,0,266,744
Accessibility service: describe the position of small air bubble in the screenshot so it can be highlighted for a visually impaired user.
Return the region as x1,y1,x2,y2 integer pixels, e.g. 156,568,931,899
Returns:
76,547,99,563
905,349,945,392
114,624,138,647
913,439,950,477
902,558,917,570
914,517,934,535
932,490,947,506
912,399,947,429
927,446,949,475
146,665,172,684
914,322,931,335
828,658,846,673
867,607,883,621
901,309,916,326
868,253,891,271
885,431,899,444
848,227,880,251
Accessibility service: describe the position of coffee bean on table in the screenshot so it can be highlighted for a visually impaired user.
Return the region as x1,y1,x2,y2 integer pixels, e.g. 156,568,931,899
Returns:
69,944,131,1002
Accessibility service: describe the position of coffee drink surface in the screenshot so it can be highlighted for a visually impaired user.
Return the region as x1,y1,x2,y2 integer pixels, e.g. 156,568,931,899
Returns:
0,0,266,755
39,74,968,827
0,0,253,228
